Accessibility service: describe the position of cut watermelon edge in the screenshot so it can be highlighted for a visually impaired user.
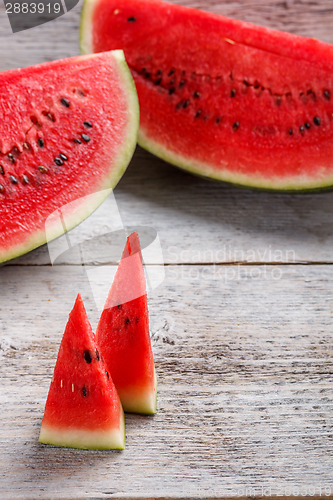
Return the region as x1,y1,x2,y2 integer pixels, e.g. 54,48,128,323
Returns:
138,128,333,192
1,50,139,265
120,367,158,415
0,188,112,265
39,408,126,450
80,0,97,55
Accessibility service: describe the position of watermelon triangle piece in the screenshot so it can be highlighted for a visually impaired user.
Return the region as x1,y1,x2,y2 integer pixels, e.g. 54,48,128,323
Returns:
39,294,125,450
96,232,157,414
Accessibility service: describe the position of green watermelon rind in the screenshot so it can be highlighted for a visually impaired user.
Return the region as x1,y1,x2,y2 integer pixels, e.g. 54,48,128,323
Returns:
39,407,126,450
138,128,333,193
80,0,95,56
1,51,139,264
120,367,158,415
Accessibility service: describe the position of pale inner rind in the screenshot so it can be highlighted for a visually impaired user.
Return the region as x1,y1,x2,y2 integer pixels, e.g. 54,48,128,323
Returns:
120,368,157,415
39,410,126,450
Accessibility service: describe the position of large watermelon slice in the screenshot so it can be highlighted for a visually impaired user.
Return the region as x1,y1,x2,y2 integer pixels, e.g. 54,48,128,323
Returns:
39,294,125,450
96,232,157,414
81,0,333,191
0,51,138,264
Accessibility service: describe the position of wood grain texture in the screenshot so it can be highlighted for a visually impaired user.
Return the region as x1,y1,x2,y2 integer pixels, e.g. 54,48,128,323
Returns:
1,265,333,499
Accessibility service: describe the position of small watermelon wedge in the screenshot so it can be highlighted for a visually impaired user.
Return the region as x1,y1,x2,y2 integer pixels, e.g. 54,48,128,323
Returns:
81,0,333,191
39,294,125,450
96,232,157,414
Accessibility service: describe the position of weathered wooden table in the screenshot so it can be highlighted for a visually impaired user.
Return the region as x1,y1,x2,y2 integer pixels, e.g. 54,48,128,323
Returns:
1,1,333,499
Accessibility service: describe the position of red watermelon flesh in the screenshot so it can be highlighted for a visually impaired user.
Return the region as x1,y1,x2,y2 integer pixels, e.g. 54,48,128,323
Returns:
96,232,157,414
0,51,138,264
39,294,125,450
81,0,333,191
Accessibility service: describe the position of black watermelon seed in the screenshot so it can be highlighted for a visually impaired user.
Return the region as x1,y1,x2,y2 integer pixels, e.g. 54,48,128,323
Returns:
156,69,163,76
168,69,175,77
31,115,39,125
84,350,92,363
8,154,15,163
22,175,29,185
125,317,130,325
61,98,70,108
118,304,122,310
169,87,176,95
195,110,202,118
38,138,44,148
243,79,250,86
179,80,186,88
10,175,18,184
54,157,63,166
81,134,90,142
74,138,82,144
127,16,136,22
230,88,236,98
106,371,109,379
154,78,162,86
216,117,222,124
38,165,48,173
324,90,331,100
0,185,4,193
0,165,4,175
169,79,175,86
82,386,88,397
47,112,55,122
289,128,293,135
233,121,240,131
313,116,321,126
59,153,68,161
83,121,93,128
144,72,151,79
307,89,316,100
95,349,100,361
304,122,311,130
136,317,139,324
183,99,190,109
193,91,200,99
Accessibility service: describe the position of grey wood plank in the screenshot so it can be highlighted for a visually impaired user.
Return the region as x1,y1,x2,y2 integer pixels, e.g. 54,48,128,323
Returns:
1,264,332,499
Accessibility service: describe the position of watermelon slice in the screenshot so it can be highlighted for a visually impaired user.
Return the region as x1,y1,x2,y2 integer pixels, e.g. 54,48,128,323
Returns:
81,0,333,191
96,232,157,414
0,51,138,264
39,294,125,450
